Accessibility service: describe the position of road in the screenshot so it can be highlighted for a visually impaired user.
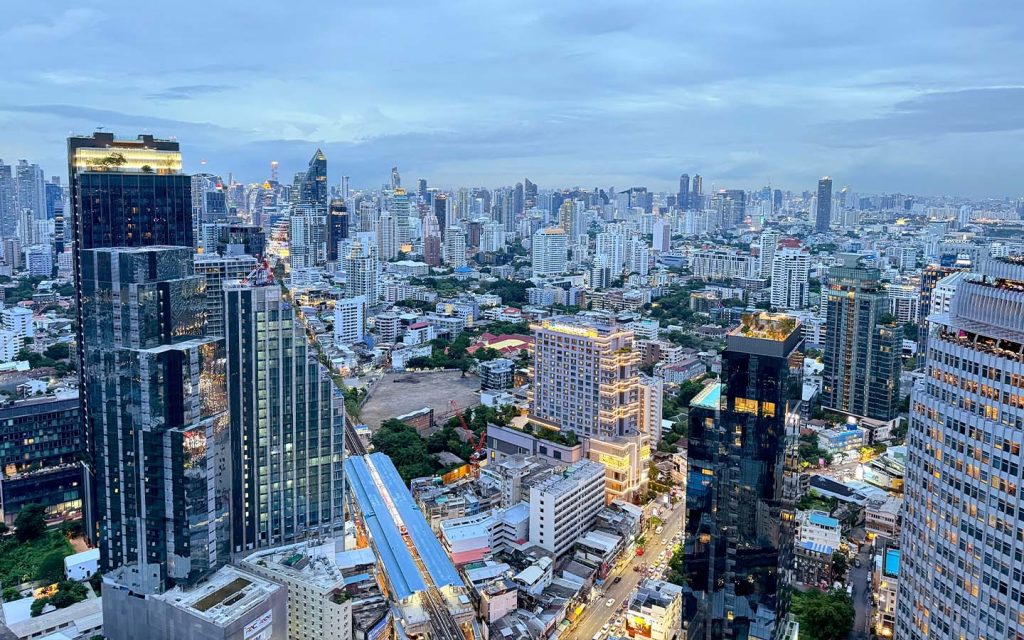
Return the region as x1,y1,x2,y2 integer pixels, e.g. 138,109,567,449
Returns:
568,498,687,640
848,545,871,639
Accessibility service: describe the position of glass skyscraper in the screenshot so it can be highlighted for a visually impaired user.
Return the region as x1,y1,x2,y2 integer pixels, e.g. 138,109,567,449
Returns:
224,278,346,552
686,313,803,640
898,257,1024,638
81,246,230,592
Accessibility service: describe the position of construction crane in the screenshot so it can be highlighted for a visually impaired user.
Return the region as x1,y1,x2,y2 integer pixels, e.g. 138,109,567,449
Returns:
448,399,474,442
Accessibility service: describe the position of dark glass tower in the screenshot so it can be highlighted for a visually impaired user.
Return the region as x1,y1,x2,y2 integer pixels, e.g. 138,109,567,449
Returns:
300,148,328,209
679,173,690,209
686,313,803,640
434,193,448,240
68,133,195,551
81,246,230,593
327,197,349,261
815,176,832,232
822,254,903,420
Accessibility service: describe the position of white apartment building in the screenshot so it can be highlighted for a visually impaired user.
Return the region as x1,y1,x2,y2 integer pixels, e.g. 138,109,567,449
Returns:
334,296,366,346
531,227,568,277
770,247,810,309
528,459,606,558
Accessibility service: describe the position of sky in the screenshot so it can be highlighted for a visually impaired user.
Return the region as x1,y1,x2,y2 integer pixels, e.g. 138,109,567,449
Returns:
1,0,1023,197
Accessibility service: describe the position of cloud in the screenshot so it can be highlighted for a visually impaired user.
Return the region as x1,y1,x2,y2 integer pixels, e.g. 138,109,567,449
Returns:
146,84,236,101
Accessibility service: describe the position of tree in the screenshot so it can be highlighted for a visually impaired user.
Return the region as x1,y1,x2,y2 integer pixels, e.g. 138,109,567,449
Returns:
37,550,67,583
790,589,855,640
43,343,71,361
15,504,47,543
831,551,848,581
371,419,438,483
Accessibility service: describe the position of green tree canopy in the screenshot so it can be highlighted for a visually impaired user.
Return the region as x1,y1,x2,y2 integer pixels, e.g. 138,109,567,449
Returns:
15,504,47,543
791,589,854,640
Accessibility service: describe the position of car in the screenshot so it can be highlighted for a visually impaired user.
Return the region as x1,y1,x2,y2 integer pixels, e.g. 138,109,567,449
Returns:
605,598,616,607
613,576,623,584
854,559,862,568
661,538,668,545
655,526,664,534
602,624,610,633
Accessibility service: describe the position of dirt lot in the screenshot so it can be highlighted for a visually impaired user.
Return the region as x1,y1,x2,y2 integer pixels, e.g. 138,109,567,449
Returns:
357,370,481,431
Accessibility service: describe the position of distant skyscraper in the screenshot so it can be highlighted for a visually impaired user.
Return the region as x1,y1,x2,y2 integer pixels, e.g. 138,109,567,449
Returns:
897,258,1024,639
531,227,567,277
81,246,230,592
390,166,401,190
685,313,802,640
15,160,45,221
691,174,703,208
529,316,639,439
45,177,63,219
391,188,411,245
416,178,427,200
524,178,538,210
433,194,448,240
652,219,671,253
224,276,345,551
300,149,328,209
376,211,397,260
442,227,467,268
678,173,690,209
0,161,15,237
770,246,810,309
822,255,902,420
815,177,832,232
327,198,349,261
343,238,379,301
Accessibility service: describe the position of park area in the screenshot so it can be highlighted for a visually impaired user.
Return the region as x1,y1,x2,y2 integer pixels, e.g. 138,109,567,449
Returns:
357,370,481,432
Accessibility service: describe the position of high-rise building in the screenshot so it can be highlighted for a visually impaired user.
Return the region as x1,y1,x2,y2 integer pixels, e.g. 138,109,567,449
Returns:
334,296,366,346
528,459,606,558
770,246,810,310
376,211,397,260
822,255,903,420
343,238,379,302
45,177,63,219
416,178,427,201
897,257,1024,639
443,227,467,268
529,316,639,439
423,235,441,267
224,276,345,551
433,194,448,239
193,253,258,339
69,132,194,553
392,188,411,245
81,246,230,592
652,219,671,253
299,149,328,209
712,189,746,228
0,160,15,237
327,197,349,261
685,313,803,640
678,174,690,209
758,229,781,278
531,227,567,277
289,205,328,268
15,160,46,222
390,166,401,190
691,174,703,208
815,177,832,232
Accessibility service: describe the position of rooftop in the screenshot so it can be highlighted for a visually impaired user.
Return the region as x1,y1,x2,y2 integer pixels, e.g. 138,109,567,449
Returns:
690,382,722,410
160,566,281,627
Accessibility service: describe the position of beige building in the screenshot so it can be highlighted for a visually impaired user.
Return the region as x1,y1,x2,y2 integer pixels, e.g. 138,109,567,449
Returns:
625,579,684,640
587,433,651,504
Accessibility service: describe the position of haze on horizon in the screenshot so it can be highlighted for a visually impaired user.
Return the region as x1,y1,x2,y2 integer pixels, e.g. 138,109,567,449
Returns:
1,0,1023,197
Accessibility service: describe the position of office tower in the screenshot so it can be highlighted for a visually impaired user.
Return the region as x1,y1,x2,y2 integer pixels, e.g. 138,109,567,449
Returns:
524,178,538,210
513,182,524,217
822,255,903,420
193,253,258,338
433,194,448,239
45,178,62,219
713,189,747,228
391,188,411,245
528,460,606,558
691,174,703,207
81,246,229,592
758,229,781,278
653,219,671,253
769,246,810,309
68,132,194,551
300,149,328,209
686,313,803,640
208,223,266,259
897,257,1024,639
343,238,379,302
443,227,467,268
423,235,441,267
334,296,366,345
773,189,783,212
224,276,345,551
529,316,639,439
327,198,349,261
531,227,567,277
815,177,832,232
0,394,83,527
916,264,960,363
339,175,350,199
678,174,690,209
15,160,46,222
416,178,427,201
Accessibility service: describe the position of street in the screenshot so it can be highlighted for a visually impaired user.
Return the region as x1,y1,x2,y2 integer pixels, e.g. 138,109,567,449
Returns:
568,498,687,640
848,545,871,640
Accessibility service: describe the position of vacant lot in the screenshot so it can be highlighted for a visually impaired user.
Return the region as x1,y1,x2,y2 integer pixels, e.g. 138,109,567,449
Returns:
358,370,480,432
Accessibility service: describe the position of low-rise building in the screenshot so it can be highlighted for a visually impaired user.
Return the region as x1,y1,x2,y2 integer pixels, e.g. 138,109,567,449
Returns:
529,460,606,558
479,358,515,390
626,579,685,640
865,495,902,542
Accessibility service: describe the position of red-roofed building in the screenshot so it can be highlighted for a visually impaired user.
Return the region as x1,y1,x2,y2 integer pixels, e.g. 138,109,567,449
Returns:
467,333,535,357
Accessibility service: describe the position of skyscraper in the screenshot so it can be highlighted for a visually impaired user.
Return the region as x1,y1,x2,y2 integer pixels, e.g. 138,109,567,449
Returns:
300,149,328,209
343,238,379,301
686,313,803,640
224,275,345,551
391,187,411,245
15,159,45,221
390,166,401,190
529,316,639,439
433,193,448,240
815,177,832,232
769,246,810,310
416,177,427,200
678,173,690,209
822,255,902,420
69,132,194,551
327,197,349,261
0,161,15,238
81,246,230,592
691,174,703,208
897,257,1024,639
531,227,567,277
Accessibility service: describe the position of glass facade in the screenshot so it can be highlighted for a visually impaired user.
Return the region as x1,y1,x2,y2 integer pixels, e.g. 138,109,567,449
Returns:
76,172,193,250
686,316,803,640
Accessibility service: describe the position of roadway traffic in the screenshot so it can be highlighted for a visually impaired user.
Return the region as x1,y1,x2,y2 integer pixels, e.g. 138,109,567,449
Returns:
569,496,687,640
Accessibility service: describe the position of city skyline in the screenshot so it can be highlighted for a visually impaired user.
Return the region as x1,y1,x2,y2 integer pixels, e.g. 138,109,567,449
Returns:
1,1,1023,196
